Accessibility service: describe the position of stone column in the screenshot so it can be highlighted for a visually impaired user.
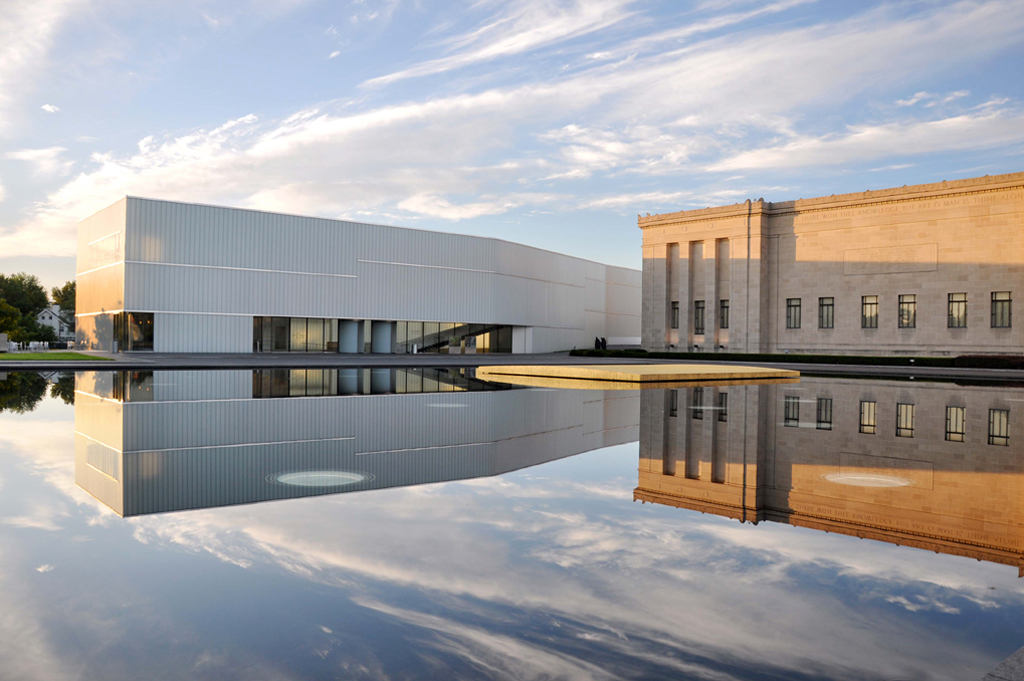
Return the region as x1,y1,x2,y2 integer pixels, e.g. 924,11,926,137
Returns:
704,239,718,352
675,243,690,352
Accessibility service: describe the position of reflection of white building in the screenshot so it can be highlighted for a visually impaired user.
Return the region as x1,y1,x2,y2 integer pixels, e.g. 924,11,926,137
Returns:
36,305,74,340
75,369,639,516
76,197,641,353
637,377,1024,574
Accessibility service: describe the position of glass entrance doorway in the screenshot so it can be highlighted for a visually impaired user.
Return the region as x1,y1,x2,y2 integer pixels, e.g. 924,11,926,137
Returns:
253,317,339,352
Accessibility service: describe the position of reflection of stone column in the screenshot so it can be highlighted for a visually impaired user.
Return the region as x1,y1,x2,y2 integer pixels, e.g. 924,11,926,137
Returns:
685,388,701,478
639,390,667,473
371,321,395,354
712,388,726,483
338,320,361,353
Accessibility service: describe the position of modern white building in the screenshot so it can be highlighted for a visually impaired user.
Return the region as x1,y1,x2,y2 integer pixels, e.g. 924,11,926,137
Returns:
76,197,641,353
36,305,74,341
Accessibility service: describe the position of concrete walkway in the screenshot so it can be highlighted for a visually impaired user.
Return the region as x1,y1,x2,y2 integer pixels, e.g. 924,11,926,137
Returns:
2,351,1024,381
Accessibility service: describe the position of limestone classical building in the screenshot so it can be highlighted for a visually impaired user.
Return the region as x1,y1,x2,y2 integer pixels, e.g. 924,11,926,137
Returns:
636,377,1024,575
640,172,1024,355
77,197,640,353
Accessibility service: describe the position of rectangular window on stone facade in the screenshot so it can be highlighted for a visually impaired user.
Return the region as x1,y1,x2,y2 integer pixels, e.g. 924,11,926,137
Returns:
989,409,1009,446
861,296,879,329
720,299,729,329
945,406,965,442
948,292,968,328
896,403,915,438
718,392,728,422
992,292,1011,328
670,301,679,329
784,396,799,427
669,389,678,418
818,297,834,329
694,301,705,335
816,398,833,430
898,294,917,329
786,299,802,329
860,400,877,434
692,387,704,420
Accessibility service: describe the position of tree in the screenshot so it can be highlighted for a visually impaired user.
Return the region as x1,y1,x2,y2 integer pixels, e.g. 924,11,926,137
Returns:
50,281,75,331
50,373,75,405
0,299,19,335
0,272,49,318
0,373,48,414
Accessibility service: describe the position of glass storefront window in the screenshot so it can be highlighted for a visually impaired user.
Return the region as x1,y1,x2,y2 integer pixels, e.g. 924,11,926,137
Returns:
272,317,289,351
114,312,154,352
254,316,517,354
307,318,324,352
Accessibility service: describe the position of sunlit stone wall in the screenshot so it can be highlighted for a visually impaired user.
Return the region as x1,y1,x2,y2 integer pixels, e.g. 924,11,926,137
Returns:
640,171,1024,355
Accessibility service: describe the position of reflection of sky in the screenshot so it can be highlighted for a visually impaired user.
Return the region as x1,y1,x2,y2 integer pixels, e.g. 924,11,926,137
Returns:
2,390,1023,680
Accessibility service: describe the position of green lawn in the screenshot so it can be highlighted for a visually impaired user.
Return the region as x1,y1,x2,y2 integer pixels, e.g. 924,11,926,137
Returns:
0,352,112,361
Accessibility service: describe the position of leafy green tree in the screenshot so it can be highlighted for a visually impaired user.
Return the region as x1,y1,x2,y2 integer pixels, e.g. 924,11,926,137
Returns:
50,373,76,405
0,272,49,318
0,299,20,335
0,373,48,414
8,316,57,343
50,281,76,331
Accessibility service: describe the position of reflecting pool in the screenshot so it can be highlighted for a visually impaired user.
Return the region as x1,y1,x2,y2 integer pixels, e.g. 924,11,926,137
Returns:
0,369,1022,680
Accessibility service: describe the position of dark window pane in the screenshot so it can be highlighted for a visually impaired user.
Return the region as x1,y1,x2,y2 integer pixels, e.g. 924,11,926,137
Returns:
818,297,834,329
948,293,968,328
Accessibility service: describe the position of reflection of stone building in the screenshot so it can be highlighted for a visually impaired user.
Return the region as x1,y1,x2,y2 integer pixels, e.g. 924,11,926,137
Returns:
640,172,1024,355
636,377,1024,574
75,369,639,516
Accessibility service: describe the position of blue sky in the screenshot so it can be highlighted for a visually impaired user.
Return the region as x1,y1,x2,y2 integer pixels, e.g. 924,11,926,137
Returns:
1,0,1023,289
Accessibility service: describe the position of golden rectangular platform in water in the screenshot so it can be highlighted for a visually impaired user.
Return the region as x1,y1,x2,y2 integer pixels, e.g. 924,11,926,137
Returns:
476,364,799,389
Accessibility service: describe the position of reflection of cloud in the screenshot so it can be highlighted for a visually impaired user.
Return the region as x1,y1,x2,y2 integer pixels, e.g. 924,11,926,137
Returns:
120,468,1016,679
0,553,77,681
7,394,1020,679
3,502,68,532
354,599,621,681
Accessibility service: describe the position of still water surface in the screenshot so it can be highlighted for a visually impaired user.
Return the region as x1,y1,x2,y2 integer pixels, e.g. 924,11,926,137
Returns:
0,369,1022,680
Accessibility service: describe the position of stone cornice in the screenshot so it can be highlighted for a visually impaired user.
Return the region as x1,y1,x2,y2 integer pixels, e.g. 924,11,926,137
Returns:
637,170,1024,229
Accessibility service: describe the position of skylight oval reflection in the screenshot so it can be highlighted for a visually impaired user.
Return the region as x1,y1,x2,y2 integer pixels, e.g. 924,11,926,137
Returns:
270,471,369,487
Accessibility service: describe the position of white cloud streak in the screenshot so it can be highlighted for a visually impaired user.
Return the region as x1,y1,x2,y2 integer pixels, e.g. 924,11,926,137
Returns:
362,0,637,87
5,146,74,178
0,0,77,133
709,107,1024,171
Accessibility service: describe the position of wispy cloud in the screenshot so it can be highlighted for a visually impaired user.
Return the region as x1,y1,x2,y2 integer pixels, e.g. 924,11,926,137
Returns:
0,0,77,132
709,107,1024,171
40,103,60,113
363,0,637,87
5,147,74,178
